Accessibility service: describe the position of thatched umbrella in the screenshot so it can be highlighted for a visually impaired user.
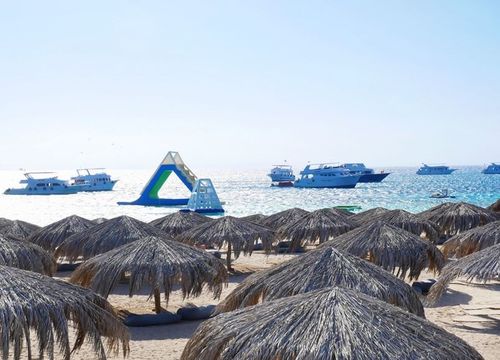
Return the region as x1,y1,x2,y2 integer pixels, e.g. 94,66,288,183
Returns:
428,243,500,303
29,215,96,252
177,216,274,271
261,207,309,230
419,201,498,237
92,217,108,224
182,287,482,360
240,214,267,225
216,245,424,317
352,207,391,225
328,221,444,279
0,233,56,275
488,199,500,212
442,220,500,258
276,208,355,249
0,219,40,240
56,215,167,262
71,236,227,314
0,265,129,360
364,209,440,241
149,211,212,237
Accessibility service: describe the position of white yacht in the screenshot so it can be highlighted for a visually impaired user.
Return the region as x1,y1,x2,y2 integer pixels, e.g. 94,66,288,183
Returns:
416,164,457,175
294,163,360,188
268,165,295,187
71,168,117,191
4,173,79,195
340,163,390,183
482,163,500,174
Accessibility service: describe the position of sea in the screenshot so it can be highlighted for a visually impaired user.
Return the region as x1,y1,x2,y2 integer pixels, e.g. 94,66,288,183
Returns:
0,166,498,226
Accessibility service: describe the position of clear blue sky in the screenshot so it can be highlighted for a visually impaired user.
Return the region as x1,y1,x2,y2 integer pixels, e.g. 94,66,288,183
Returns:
1,1,499,170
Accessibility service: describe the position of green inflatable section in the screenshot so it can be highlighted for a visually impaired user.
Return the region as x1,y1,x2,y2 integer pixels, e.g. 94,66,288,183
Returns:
149,170,172,199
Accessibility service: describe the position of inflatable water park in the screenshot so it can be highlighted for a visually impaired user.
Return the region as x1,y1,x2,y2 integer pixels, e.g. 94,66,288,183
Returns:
118,151,224,214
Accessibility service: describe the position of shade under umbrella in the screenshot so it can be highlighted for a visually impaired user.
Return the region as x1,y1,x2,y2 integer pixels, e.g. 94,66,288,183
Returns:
0,219,40,240
56,215,168,261
352,207,391,225
239,214,267,225
276,208,355,249
216,245,424,317
0,265,129,360
261,207,309,230
177,216,274,270
442,220,500,258
427,243,500,303
488,199,500,212
419,202,498,237
364,209,439,241
328,221,444,279
0,234,56,275
70,236,228,314
182,287,481,360
29,215,96,252
149,211,212,237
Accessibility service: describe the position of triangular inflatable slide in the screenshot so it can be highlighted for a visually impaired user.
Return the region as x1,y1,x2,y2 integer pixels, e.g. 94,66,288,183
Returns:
118,152,197,206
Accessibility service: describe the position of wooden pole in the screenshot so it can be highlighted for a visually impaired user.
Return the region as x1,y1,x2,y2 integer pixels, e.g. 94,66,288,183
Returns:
154,288,162,314
226,242,233,271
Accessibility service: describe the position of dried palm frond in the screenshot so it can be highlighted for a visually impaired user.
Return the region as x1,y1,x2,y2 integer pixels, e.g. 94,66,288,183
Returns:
261,208,309,230
149,211,212,237
0,233,56,275
182,287,482,360
216,245,424,316
488,199,500,212
277,208,355,248
0,219,40,240
29,215,96,252
240,214,267,225
92,217,108,224
419,202,498,237
427,243,500,303
177,216,274,270
442,220,500,258
328,221,444,279
352,207,391,225
71,236,227,314
56,215,167,261
0,265,129,360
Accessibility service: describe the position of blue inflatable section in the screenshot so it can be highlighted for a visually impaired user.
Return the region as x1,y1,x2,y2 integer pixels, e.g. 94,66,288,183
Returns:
118,152,197,207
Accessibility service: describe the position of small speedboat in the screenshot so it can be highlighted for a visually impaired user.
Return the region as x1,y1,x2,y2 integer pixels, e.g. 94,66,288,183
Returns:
430,189,456,199
71,168,117,191
4,172,79,195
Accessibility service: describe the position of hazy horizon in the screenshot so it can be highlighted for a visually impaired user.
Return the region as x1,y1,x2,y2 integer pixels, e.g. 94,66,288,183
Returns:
1,1,499,170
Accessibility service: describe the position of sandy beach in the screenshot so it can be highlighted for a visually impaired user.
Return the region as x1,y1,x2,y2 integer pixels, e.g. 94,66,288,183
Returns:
49,252,499,360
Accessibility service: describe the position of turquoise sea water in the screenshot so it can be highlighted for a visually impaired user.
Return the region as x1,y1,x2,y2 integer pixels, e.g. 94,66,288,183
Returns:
0,167,498,226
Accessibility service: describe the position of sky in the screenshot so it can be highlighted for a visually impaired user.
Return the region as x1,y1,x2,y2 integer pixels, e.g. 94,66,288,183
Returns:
0,1,499,171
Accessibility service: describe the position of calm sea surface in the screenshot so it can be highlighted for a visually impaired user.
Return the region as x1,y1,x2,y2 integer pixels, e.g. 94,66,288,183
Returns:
0,167,498,226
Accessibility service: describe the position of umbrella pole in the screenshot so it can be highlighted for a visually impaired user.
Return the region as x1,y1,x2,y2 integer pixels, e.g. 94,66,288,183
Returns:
154,288,162,314
226,242,233,271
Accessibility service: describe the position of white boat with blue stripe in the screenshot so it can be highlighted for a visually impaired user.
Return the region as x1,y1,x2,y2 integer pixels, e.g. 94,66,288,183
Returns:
71,168,117,191
294,163,360,188
4,172,79,195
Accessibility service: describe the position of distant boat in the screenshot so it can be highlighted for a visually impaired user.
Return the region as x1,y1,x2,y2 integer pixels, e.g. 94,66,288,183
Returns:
268,165,295,187
416,164,457,175
4,172,79,195
430,189,456,199
294,163,360,188
340,163,390,183
482,163,500,174
71,168,117,191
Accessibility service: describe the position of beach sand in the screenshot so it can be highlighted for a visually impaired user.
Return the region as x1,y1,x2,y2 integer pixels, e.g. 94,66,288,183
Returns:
52,253,499,360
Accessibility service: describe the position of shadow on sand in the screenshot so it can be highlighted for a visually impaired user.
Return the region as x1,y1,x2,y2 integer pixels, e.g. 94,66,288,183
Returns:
128,319,203,341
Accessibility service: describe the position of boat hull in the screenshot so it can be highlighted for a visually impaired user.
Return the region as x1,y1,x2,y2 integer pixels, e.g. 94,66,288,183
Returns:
358,173,390,183
74,180,118,192
416,169,456,175
4,187,79,195
294,175,360,188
